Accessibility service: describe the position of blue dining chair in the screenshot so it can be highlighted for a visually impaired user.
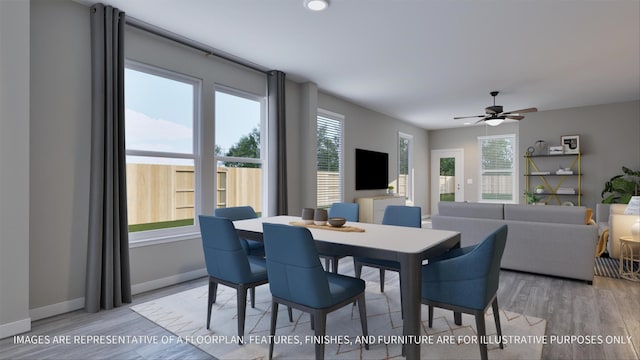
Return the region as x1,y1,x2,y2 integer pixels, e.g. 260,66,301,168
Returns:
319,202,359,273
262,223,369,360
215,206,265,257
421,224,508,360
353,205,421,292
199,215,291,343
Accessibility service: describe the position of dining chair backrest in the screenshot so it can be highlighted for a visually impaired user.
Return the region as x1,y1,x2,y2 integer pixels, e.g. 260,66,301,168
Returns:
328,202,359,222
199,215,254,284
382,205,421,228
214,206,258,221
262,223,333,308
463,224,508,307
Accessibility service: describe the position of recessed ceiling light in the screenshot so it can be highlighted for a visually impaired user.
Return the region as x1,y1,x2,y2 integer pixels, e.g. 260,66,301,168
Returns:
304,0,329,11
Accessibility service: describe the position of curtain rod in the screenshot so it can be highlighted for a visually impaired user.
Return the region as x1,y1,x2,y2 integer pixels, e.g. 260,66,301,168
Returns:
125,16,269,75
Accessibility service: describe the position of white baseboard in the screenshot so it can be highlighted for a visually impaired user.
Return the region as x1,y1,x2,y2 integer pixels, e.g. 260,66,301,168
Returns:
0,317,31,339
25,269,207,322
30,297,85,321
131,268,207,295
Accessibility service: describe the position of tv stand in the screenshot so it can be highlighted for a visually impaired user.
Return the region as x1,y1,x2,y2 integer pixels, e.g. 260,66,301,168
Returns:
356,195,405,224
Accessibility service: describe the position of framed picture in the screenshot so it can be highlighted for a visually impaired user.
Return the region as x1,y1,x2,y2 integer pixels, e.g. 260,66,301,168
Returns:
561,135,580,154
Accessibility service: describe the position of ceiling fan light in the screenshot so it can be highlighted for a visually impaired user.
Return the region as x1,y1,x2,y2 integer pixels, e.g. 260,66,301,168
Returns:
485,118,504,126
304,0,329,11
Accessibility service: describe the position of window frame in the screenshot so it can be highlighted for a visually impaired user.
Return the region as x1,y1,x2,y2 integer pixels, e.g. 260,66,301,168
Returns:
398,132,413,203
213,85,267,212
477,133,518,204
316,109,344,208
125,60,203,245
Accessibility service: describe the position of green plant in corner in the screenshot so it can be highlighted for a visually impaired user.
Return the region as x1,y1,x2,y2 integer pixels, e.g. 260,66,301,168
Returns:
601,166,640,204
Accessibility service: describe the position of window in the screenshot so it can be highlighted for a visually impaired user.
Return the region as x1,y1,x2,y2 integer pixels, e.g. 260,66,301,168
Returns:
214,89,264,214
316,110,344,208
398,132,413,201
478,134,517,203
124,62,200,237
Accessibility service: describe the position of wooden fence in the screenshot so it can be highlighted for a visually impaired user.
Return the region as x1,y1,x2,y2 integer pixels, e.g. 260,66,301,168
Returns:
126,164,261,226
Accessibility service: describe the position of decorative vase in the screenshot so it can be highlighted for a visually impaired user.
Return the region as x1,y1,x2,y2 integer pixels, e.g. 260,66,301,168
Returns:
535,140,547,155
314,208,328,226
301,208,315,225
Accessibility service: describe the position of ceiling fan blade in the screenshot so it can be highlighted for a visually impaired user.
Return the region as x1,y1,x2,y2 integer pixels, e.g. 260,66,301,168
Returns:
506,115,524,120
454,115,485,120
474,119,485,125
503,107,537,115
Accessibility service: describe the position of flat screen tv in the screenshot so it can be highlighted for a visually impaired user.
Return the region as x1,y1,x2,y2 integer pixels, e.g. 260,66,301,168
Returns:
355,148,389,190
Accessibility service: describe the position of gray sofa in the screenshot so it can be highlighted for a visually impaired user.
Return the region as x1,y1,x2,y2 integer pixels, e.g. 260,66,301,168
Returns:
431,202,598,283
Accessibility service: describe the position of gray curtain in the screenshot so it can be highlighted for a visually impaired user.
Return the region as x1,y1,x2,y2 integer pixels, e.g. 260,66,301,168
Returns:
268,71,288,215
86,3,131,313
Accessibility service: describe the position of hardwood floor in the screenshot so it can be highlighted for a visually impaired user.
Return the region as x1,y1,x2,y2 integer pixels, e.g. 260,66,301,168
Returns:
1,264,639,359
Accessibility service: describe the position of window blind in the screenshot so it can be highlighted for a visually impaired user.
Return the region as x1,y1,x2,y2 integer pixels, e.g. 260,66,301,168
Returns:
317,113,343,208
479,134,516,202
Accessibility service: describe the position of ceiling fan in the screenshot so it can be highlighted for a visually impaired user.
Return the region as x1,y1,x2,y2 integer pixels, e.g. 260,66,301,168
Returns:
454,91,537,126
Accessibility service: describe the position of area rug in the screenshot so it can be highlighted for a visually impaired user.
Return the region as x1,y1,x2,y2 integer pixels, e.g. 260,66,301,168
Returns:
595,256,621,279
132,269,546,359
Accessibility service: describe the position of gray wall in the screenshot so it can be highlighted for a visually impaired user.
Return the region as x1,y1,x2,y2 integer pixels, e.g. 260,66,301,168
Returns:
518,101,640,209
29,0,91,315
286,84,431,216
429,100,640,210
0,0,31,337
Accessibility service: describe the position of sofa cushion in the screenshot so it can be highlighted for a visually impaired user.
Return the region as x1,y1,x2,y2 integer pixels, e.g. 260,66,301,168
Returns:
437,202,503,219
504,204,587,225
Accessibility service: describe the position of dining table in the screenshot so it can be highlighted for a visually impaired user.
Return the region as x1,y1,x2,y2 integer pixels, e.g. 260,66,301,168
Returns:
233,215,461,360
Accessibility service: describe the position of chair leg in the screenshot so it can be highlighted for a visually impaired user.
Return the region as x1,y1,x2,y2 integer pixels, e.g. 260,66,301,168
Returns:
314,311,327,360
324,257,330,272
454,311,462,326
357,294,369,350
332,256,339,273
352,261,363,307
269,301,278,360
237,287,248,344
310,313,314,330
428,305,434,328
492,298,504,349
250,287,256,308
475,311,488,360
379,268,386,292
207,280,217,329
211,280,218,304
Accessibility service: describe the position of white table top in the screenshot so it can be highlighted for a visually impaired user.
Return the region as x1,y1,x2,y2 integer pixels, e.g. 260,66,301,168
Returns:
233,215,460,254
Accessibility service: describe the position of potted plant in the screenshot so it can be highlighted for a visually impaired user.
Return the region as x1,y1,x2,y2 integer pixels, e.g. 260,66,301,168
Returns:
535,185,545,194
387,185,394,195
525,192,540,205
601,166,640,203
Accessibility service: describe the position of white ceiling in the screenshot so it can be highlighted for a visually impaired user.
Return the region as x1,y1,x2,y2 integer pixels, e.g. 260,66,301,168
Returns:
77,0,640,129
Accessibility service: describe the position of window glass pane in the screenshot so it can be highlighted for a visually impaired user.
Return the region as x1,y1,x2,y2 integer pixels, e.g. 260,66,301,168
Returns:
216,162,263,216
126,156,195,232
215,91,261,158
125,68,194,154
479,135,516,202
214,90,263,213
398,136,410,198
317,114,343,208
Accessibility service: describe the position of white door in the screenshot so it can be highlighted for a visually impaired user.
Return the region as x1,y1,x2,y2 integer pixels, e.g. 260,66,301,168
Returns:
431,149,464,215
